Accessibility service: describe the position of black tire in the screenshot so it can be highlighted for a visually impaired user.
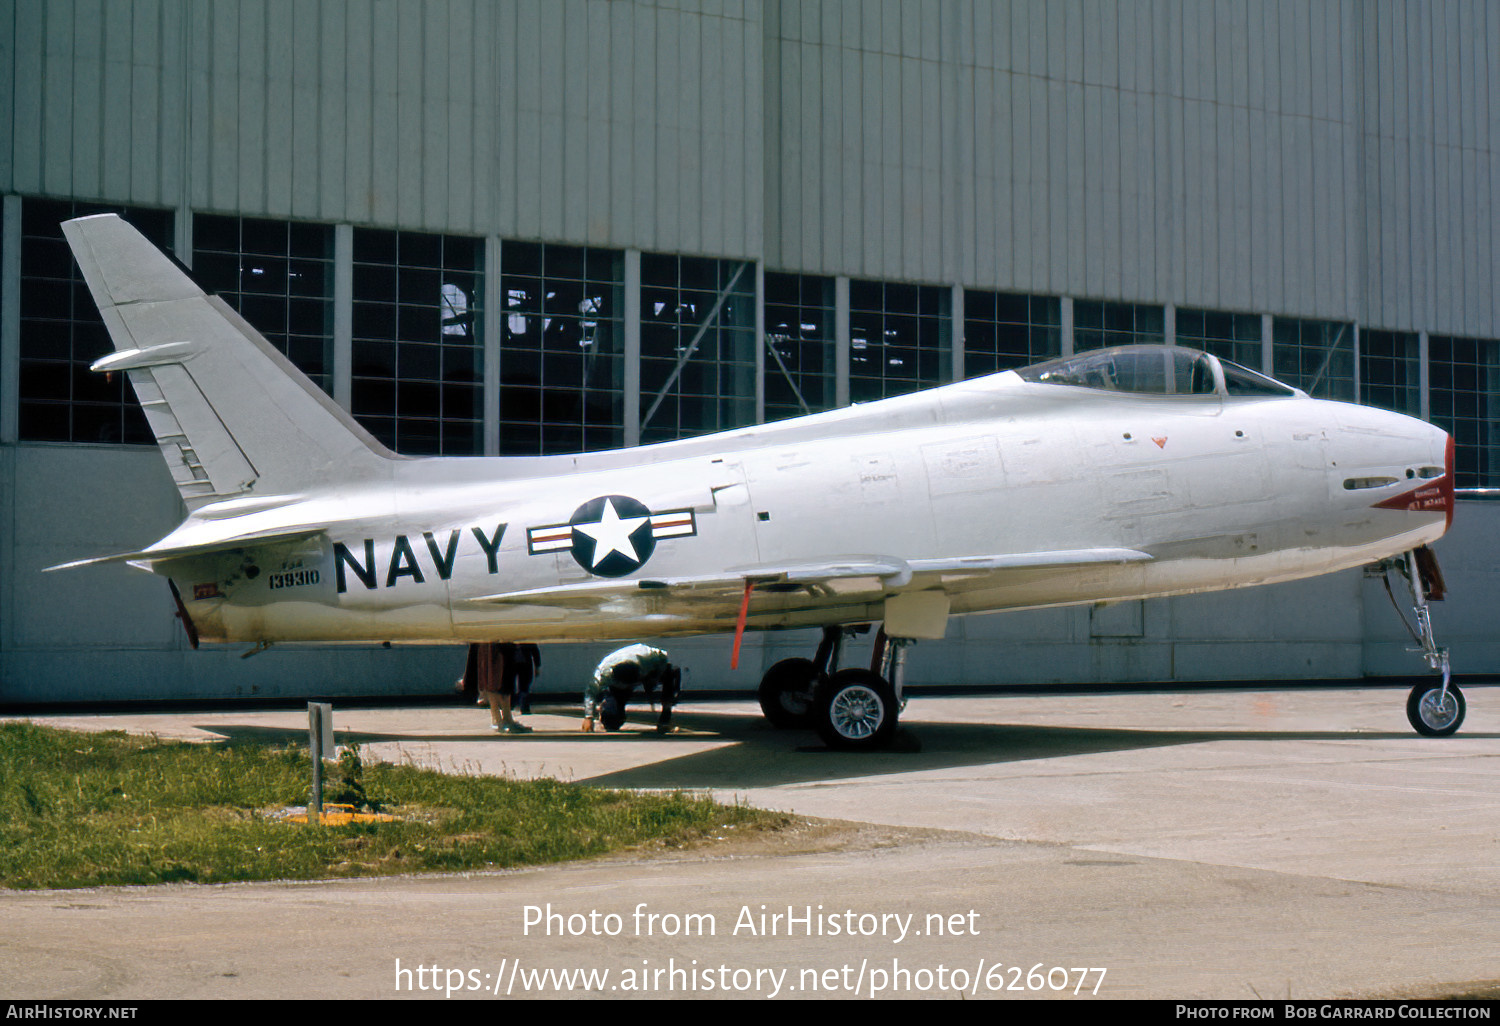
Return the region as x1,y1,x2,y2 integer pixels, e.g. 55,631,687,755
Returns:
813,668,898,750
1407,681,1465,737
600,691,627,732
758,657,819,729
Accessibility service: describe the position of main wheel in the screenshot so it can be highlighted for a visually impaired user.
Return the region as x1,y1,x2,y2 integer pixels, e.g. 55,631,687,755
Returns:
1407,681,1465,737
758,657,819,729
814,668,898,750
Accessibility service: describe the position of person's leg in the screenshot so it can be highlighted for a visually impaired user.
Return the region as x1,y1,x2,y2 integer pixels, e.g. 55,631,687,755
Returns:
494,646,530,732
515,663,533,715
656,667,681,731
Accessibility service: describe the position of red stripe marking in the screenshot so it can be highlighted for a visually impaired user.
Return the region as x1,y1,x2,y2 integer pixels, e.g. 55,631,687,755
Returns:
731,579,753,670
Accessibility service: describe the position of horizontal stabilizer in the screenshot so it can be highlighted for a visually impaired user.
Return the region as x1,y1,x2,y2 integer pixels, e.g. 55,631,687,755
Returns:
45,528,325,572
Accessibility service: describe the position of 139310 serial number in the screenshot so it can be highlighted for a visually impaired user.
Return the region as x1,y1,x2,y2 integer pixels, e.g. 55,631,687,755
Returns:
268,569,320,590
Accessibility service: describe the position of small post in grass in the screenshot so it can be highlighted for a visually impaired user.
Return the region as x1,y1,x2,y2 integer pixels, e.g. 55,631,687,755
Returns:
308,702,334,824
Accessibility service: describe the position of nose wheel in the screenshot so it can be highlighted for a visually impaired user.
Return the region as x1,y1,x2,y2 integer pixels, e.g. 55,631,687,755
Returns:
1384,547,1465,738
1407,679,1466,737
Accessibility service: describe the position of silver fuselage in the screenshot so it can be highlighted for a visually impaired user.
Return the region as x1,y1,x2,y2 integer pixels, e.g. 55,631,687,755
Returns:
159,371,1451,645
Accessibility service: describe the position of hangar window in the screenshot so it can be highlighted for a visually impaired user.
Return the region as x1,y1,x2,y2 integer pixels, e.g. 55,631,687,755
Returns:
848,279,950,402
17,197,171,444
763,273,836,422
192,215,335,394
1176,308,1262,372
1360,330,1420,416
351,229,484,456
500,241,625,455
1073,301,1164,352
639,254,756,444
1429,336,1500,488
963,290,1061,378
1273,317,1354,401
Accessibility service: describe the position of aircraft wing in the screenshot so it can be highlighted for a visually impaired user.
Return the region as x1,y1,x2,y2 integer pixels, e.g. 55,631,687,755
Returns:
473,547,1152,610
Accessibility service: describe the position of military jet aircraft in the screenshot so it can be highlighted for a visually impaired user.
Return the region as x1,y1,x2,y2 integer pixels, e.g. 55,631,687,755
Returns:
53,214,1462,749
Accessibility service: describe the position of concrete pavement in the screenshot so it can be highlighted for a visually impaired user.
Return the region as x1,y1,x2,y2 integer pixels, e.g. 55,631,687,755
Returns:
4,684,1498,999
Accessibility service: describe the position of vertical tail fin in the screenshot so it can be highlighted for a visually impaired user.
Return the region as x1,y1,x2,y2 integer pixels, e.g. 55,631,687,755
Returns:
63,214,398,509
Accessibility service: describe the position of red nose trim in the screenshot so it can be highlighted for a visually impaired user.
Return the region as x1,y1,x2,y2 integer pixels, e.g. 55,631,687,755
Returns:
1445,432,1456,531
1370,433,1455,531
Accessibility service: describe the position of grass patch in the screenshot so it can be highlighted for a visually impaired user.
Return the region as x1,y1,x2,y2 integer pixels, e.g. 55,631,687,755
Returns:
0,722,785,890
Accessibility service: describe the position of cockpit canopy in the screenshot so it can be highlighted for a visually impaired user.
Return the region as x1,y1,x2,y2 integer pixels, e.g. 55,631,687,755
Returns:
1016,345,1297,398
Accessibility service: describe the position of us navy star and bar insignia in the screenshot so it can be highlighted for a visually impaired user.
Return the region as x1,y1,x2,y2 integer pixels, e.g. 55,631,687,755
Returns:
527,495,697,578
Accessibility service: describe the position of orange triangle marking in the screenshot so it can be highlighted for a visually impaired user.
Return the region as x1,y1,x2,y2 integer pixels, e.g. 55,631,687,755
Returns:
1152,437,1168,449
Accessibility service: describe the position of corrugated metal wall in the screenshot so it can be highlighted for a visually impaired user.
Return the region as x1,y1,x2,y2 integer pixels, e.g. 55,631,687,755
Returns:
3,0,763,257
760,0,1500,336
6,0,1498,334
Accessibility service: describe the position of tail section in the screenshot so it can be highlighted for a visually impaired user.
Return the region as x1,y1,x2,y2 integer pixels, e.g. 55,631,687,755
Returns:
62,214,398,509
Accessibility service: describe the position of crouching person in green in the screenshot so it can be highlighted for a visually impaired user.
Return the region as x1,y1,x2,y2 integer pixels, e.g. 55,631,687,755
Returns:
581,644,681,734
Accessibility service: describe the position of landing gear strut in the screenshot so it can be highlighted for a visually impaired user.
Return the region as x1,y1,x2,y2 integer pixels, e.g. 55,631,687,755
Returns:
758,625,862,729
756,624,910,750
1384,546,1464,737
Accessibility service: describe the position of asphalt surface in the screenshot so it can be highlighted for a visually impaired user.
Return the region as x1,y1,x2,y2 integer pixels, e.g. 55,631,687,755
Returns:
4,685,1499,1001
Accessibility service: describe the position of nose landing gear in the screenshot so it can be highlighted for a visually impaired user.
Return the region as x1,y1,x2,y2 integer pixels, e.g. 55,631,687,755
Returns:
1383,546,1464,737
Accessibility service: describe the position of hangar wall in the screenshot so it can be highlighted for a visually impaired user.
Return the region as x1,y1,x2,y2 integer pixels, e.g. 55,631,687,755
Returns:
2,0,1498,705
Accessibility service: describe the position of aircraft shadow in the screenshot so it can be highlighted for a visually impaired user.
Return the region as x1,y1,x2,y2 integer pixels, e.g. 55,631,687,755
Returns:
577,709,1500,790
191,714,1500,793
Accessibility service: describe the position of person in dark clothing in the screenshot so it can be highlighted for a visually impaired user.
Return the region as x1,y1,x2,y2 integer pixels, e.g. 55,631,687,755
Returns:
457,642,530,734
512,643,542,715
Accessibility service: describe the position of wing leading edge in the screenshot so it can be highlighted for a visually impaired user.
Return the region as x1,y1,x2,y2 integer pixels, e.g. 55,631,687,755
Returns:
472,547,1153,610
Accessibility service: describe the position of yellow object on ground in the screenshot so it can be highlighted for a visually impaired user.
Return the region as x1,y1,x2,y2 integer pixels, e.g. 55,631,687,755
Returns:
285,803,397,826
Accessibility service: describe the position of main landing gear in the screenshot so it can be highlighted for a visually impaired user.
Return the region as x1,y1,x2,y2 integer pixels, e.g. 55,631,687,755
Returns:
758,625,910,750
1381,546,1464,737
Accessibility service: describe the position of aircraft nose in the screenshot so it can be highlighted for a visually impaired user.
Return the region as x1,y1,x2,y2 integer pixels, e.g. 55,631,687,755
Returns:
1365,415,1454,533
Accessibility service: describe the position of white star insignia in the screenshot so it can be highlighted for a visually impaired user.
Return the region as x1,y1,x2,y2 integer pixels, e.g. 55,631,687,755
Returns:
572,498,651,569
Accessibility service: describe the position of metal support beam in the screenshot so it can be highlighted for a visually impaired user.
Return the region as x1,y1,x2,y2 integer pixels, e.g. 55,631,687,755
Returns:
835,276,850,407
1,195,20,444
333,224,354,414
1419,330,1431,422
623,250,641,447
1060,296,1074,357
483,235,502,455
754,262,765,424
1352,323,1362,405
173,205,193,268
950,283,965,381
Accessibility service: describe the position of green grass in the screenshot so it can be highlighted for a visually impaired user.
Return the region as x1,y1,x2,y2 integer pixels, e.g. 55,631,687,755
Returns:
0,722,784,890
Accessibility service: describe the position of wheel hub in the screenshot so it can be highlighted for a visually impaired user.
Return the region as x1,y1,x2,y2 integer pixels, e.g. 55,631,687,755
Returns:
1420,689,1460,730
830,686,884,740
